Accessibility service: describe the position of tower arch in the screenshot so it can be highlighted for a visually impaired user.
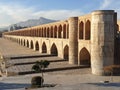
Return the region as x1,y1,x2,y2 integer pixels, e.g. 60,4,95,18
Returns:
85,20,91,40
79,21,84,39
63,24,66,38
79,47,91,66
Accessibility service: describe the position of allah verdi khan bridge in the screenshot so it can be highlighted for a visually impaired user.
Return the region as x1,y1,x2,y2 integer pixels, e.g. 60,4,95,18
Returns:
2,10,120,76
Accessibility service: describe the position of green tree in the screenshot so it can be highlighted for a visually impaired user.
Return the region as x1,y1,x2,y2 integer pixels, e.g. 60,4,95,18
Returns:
32,60,50,86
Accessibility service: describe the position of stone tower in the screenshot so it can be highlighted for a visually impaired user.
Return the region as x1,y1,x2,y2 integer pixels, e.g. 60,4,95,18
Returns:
68,17,78,64
91,10,115,75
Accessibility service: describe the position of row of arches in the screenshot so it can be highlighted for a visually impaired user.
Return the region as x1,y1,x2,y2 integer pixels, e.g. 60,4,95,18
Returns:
6,36,91,66
79,20,91,40
19,39,90,66
5,36,91,66
4,20,91,40
6,24,69,39
18,39,69,60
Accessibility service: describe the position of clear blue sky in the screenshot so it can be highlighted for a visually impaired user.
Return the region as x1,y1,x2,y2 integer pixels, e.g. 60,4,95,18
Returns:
0,0,120,27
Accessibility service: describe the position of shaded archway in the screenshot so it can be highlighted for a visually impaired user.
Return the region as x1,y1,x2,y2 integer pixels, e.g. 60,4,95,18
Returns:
23,40,25,46
79,47,90,66
63,24,66,38
51,43,58,56
42,28,44,37
42,42,47,53
54,26,57,38
47,27,49,37
67,24,69,38
35,41,39,51
27,40,29,47
64,45,69,60
30,40,34,49
51,26,53,38
79,21,84,39
85,20,91,40
44,27,46,37
58,25,62,38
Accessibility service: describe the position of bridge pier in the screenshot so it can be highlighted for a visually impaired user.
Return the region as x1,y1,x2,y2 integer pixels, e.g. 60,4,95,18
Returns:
68,17,78,64
91,10,115,75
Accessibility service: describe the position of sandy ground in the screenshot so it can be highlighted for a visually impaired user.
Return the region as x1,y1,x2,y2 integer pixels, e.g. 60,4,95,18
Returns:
0,69,120,90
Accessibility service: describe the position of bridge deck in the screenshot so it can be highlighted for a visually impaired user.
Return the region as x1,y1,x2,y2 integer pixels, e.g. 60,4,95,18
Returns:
0,38,41,57
0,38,89,76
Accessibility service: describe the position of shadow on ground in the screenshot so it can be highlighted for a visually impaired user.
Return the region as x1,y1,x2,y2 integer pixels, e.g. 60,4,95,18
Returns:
87,83,120,87
0,82,30,90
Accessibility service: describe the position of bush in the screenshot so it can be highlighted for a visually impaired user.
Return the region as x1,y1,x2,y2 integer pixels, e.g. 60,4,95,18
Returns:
104,65,120,76
31,76,44,88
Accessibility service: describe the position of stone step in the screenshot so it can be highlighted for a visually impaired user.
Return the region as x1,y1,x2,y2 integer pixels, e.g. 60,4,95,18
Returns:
10,54,56,59
7,56,66,65
6,61,90,75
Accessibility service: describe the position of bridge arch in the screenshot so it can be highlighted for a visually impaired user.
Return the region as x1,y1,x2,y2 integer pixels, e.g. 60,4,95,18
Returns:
42,42,47,53
79,21,84,39
50,43,58,56
35,41,39,51
63,24,66,38
58,25,62,38
44,27,47,37
30,40,34,49
51,26,53,38
23,39,25,46
67,24,69,38
79,47,91,66
47,27,50,37
41,28,43,37
63,45,69,60
27,40,29,48
85,20,91,40
54,26,57,38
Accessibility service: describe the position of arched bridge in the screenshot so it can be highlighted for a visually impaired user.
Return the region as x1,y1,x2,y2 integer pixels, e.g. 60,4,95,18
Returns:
3,10,117,75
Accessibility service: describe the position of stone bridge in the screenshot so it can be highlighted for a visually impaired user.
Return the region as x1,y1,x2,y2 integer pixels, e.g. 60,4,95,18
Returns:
3,10,118,75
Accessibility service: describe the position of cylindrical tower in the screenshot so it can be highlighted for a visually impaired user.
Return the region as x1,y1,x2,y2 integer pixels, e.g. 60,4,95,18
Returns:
91,10,115,75
68,17,78,64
